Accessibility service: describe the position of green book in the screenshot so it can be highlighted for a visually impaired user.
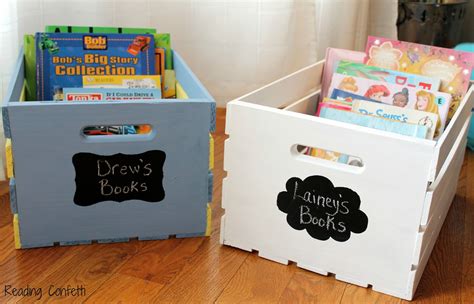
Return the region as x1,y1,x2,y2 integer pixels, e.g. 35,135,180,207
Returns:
154,33,172,69
24,34,36,101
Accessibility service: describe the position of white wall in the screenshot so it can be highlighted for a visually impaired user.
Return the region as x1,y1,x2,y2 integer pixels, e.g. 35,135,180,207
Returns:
1,0,397,107
1,0,319,107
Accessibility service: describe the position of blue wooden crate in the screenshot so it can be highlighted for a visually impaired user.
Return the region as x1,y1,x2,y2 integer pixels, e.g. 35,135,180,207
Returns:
3,49,215,249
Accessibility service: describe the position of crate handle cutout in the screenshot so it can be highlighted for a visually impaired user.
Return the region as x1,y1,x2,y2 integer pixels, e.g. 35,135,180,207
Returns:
290,144,365,174
81,124,156,143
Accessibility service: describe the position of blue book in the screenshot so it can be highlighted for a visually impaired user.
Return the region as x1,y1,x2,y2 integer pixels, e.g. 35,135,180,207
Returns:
62,88,161,101
36,32,155,101
319,107,428,139
330,89,379,103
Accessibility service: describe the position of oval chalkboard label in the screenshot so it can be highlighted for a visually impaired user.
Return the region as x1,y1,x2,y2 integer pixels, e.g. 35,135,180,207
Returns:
72,150,166,206
277,175,368,242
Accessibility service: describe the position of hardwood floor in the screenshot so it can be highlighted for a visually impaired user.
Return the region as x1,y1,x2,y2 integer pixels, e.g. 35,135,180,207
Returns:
0,108,472,303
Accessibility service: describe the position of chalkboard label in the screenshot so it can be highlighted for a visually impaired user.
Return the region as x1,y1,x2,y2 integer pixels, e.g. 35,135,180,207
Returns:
72,150,166,206
277,175,368,242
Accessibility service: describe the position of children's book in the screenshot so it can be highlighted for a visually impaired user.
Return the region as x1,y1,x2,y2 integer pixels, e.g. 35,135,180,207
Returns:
36,32,155,101
154,33,172,69
352,99,439,139
365,36,474,119
311,98,353,160
45,30,173,70
321,48,366,98
24,34,36,101
163,70,176,98
309,147,345,163
155,48,165,78
319,107,429,139
63,88,162,101
330,88,379,104
336,60,441,91
316,97,352,116
328,73,451,137
82,75,161,89
45,25,156,34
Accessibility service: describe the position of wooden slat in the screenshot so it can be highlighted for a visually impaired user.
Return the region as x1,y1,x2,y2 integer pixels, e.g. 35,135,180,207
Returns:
238,61,324,109
429,87,474,182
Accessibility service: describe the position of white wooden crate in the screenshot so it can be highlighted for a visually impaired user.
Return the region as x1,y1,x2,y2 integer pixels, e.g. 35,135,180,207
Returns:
220,60,473,300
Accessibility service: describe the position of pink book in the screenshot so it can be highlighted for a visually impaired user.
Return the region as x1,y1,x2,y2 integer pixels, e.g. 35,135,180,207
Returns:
321,48,366,98
316,98,352,116
365,36,474,119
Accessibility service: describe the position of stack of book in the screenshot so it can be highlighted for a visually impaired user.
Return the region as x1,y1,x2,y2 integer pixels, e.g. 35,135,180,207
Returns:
24,25,177,136
312,36,474,164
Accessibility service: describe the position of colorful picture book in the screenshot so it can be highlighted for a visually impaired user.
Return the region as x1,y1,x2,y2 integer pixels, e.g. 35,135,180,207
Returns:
36,32,155,101
352,99,439,139
24,34,36,101
309,147,346,163
154,33,172,69
23,25,182,140
311,36,473,164
316,97,352,116
328,73,451,137
321,48,366,98
330,88,379,103
155,48,165,81
63,88,162,101
336,60,441,91
365,36,474,119
163,70,176,98
319,107,429,139
82,75,161,89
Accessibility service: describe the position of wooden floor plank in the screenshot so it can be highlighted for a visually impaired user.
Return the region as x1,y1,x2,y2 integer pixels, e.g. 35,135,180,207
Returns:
341,284,401,304
151,235,248,303
0,225,15,265
118,237,206,284
0,109,472,303
84,273,165,303
14,241,141,303
0,192,11,228
216,254,296,303
462,151,474,304
147,143,248,303
278,271,347,304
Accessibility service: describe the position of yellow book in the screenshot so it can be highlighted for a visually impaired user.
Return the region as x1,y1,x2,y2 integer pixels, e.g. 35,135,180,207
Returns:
205,203,212,236
82,75,161,89
163,70,176,98
6,139,14,178
209,134,214,170
13,214,21,249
